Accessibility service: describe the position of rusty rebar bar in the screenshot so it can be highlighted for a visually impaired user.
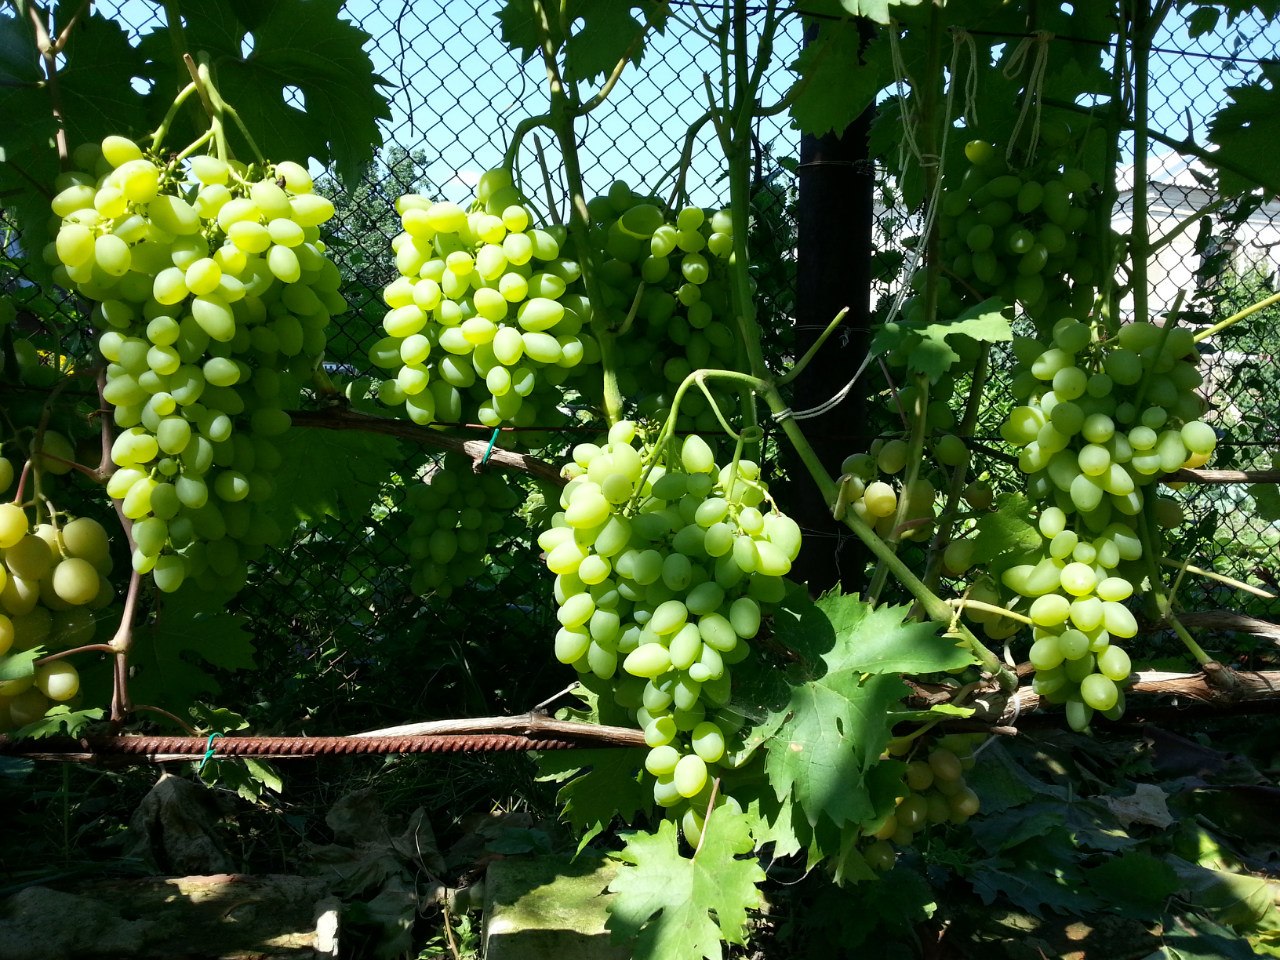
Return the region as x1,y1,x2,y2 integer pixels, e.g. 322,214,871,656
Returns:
0,729,646,764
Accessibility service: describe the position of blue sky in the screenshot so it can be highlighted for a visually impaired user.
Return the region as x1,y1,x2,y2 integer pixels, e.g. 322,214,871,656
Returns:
98,0,1279,211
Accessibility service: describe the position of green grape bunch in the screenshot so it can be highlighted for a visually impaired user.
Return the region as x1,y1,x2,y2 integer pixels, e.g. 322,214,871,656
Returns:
989,317,1217,727
836,431,970,545
936,120,1112,327
0,503,114,731
538,422,801,845
403,452,522,598
581,182,741,432
370,169,593,432
48,135,346,595
861,737,982,872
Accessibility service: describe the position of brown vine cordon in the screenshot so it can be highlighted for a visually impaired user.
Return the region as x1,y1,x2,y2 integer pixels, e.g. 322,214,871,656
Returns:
954,667,1280,728
288,407,567,485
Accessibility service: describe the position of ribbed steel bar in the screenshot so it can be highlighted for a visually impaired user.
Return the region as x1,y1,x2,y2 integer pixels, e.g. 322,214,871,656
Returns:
0,731,644,764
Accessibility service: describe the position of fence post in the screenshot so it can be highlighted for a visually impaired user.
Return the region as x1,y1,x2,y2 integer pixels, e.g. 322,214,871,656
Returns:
785,23,877,594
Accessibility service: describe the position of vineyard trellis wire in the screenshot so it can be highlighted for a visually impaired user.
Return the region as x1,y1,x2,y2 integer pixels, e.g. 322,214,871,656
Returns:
3,0,1278,738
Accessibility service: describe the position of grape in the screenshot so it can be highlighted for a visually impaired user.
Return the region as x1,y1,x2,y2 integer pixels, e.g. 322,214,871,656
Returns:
541,425,798,842
51,139,346,594
372,175,592,431
35,662,80,701
0,504,27,548
0,504,111,728
990,314,1215,729
1079,673,1118,711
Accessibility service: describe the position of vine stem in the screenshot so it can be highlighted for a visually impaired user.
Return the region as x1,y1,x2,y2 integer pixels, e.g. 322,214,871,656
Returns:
1130,0,1154,329
697,0,1018,693
27,2,73,166
1192,290,1280,343
766,388,1017,692
922,345,992,595
867,374,929,605
35,644,117,667
945,599,1034,627
575,19,654,116
775,308,849,387
1137,501,1215,668
529,0,623,425
108,570,144,723
150,81,199,154
1158,557,1275,599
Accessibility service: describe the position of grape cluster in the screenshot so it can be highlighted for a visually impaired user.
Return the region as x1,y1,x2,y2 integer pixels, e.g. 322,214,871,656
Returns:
49,136,344,593
837,436,960,544
996,318,1216,726
538,422,800,843
403,453,521,598
371,170,593,431
862,740,981,871
0,505,113,731
936,125,1109,326
584,182,740,431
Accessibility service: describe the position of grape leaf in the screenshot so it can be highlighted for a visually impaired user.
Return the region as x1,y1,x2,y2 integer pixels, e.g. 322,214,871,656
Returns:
787,22,888,137
907,298,1014,381
1184,6,1220,37
1084,852,1180,913
495,0,550,63
1154,912,1263,960
264,426,404,523
536,747,652,833
744,789,812,862
870,299,1013,383
137,0,389,185
0,8,148,279
564,0,669,84
496,0,670,83
801,0,925,24
128,587,256,710
13,706,104,740
970,493,1042,566
1169,855,1279,928
607,812,765,960
1252,482,1280,522
1207,63,1280,198
775,589,974,678
757,593,914,828
1178,0,1280,24
0,647,42,682
968,854,1100,917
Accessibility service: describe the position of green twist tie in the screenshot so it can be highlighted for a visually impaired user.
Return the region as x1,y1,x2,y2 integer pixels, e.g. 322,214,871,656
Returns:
480,428,501,466
197,732,223,773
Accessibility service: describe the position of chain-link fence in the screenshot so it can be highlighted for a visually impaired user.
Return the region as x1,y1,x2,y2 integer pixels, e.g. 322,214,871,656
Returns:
6,2,1279,730
223,1,808,730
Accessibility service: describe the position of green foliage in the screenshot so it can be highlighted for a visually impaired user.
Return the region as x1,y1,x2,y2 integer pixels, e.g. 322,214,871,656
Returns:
787,22,888,137
1208,63,1280,197
265,427,406,524
128,589,256,712
0,646,41,682
496,0,670,83
607,811,764,960
753,591,960,829
872,298,1013,383
970,493,1042,566
537,747,652,832
137,0,389,183
0,8,149,274
801,0,924,25
13,705,104,739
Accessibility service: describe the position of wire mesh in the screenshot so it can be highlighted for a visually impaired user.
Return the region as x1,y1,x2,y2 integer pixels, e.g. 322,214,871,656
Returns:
6,1,1279,723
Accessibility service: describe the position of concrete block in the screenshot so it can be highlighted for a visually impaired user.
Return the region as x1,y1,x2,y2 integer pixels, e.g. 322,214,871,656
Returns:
483,855,630,960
